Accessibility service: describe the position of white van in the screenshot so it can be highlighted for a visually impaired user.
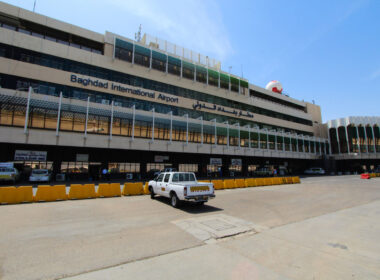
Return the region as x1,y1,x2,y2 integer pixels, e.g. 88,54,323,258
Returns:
0,167,20,184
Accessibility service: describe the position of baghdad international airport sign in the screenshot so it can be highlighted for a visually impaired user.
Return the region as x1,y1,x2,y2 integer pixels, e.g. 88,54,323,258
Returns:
70,74,179,104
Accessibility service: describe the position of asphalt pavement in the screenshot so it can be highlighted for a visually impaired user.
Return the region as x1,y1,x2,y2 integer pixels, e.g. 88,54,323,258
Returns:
0,175,379,280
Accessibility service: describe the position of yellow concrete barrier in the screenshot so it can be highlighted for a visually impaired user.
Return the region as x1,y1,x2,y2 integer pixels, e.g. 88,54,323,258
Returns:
285,177,293,184
68,184,96,199
262,178,272,186
16,186,34,203
198,180,211,183
0,186,18,204
272,177,282,185
211,180,224,190
292,176,301,184
35,185,67,202
143,182,150,194
280,177,288,184
97,183,121,198
235,179,246,188
245,178,256,187
123,182,144,196
255,178,265,186
223,179,235,189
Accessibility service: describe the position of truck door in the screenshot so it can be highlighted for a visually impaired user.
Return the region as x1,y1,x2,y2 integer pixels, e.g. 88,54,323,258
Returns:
162,173,171,197
154,173,165,195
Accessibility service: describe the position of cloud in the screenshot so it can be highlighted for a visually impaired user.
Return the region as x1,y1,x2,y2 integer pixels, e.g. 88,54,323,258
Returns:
108,0,233,62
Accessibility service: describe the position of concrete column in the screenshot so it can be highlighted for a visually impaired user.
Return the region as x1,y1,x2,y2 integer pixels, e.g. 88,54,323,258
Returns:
131,105,135,140
258,128,261,149
363,125,369,153
151,108,155,142
275,134,277,150
336,127,341,154
169,111,172,143
308,137,311,153
109,101,114,140
355,125,361,153
24,86,32,134
371,126,377,153
84,96,90,138
56,92,62,136
345,125,350,154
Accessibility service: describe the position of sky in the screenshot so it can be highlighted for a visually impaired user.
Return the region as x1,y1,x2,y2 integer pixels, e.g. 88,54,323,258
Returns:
2,0,379,122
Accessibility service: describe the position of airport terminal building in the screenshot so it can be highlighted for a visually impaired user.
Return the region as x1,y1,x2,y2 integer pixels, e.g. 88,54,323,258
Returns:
0,2,344,180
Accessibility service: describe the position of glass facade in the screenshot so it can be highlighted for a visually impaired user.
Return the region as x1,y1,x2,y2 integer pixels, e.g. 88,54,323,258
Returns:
329,125,380,154
0,91,326,155
0,43,313,129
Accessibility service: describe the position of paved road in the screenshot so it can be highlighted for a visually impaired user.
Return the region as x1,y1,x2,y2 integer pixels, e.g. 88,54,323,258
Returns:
0,176,379,280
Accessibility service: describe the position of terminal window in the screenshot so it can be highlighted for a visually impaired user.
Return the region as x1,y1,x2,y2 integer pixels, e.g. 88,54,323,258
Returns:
179,164,198,172
108,163,140,173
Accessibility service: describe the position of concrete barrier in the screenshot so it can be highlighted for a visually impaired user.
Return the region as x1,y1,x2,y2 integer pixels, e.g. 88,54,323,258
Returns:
223,179,235,189
123,182,144,196
234,179,245,188
262,178,272,186
35,185,67,202
68,184,96,200
198,180,211,183
272,177,282,185
97,183,121,198
211,180,224,190
292,177,301,184
16,186,34,203
245,178,256,187
285,177,294,184
143,182,150,194
255,178,265,186
0,186,18,204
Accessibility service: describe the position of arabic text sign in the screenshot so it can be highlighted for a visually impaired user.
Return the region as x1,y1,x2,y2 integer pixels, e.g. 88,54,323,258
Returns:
210,158,222,165
155,155,169,162
193,101,254,118
231,159,242,166
14,150,47,161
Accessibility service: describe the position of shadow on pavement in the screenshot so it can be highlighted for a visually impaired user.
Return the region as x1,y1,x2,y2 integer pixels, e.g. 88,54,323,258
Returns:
153,196,223,214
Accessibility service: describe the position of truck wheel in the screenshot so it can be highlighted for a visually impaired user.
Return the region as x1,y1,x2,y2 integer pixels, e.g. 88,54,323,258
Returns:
170,193,180,208
150,187,155,199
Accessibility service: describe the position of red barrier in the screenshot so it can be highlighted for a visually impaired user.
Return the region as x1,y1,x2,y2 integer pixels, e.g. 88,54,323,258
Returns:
360,173,370,179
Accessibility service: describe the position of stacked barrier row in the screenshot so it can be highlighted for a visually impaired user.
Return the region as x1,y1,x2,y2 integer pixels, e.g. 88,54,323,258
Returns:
0,176,301,205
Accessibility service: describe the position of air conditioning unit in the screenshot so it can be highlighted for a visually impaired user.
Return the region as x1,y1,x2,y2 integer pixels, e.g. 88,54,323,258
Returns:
126,173,133,180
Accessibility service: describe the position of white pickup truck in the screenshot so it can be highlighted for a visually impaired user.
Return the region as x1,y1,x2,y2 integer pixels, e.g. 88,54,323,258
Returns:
148,172,215,207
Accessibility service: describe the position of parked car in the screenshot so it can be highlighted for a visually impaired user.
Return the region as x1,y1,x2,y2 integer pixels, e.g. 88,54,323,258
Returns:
0,167,20,184
29,169,52,182
304,167,325,175
253,167,274,177
148,172,215,207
